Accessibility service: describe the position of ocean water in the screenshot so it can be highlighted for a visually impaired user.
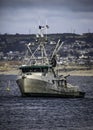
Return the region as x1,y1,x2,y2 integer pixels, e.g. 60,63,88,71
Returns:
0,75,93,130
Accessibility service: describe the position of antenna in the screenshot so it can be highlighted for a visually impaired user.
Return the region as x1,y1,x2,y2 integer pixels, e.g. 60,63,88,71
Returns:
45,19,48,40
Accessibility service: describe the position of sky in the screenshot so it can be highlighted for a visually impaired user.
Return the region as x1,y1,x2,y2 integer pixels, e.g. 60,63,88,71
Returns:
0,0,93,34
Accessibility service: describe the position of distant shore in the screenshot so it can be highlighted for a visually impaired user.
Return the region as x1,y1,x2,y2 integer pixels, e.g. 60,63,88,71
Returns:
0,69,19,75
0,68,93,76
0,61,93,76
59,69,93,76
56,65,93,76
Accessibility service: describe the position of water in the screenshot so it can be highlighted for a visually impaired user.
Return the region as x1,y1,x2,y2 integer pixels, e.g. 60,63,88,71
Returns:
0,75,93,130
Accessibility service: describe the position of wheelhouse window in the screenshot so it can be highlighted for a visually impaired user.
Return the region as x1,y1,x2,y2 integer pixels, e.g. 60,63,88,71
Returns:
20,66,49,73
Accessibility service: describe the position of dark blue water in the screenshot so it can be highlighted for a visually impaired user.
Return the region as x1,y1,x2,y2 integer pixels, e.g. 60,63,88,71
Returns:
0,75,93,130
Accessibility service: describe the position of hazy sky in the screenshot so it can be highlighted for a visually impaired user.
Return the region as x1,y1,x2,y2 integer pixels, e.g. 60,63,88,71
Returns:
0,0,93,34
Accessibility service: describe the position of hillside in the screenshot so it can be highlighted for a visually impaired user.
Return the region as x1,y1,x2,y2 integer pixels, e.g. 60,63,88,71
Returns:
0,33,93,53
0,33,93,67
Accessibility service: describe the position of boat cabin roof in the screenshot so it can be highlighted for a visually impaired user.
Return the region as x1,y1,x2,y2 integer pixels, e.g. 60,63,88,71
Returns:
19,65,52,73
19,65,52,69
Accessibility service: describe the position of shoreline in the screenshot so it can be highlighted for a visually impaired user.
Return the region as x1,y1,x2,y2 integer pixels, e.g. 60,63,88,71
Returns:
0,69,19,75
0,61,93,76
0,69,93,76
59,70,93,76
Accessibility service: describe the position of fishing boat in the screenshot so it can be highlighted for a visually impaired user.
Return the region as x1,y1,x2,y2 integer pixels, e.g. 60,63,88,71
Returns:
16,25,85,98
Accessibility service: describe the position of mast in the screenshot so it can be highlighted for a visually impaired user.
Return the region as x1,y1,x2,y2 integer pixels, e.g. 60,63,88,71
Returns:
38,25,49,64
24,25,49,65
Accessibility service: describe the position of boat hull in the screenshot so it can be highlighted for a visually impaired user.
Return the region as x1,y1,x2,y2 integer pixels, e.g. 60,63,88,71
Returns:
16,77,85,98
